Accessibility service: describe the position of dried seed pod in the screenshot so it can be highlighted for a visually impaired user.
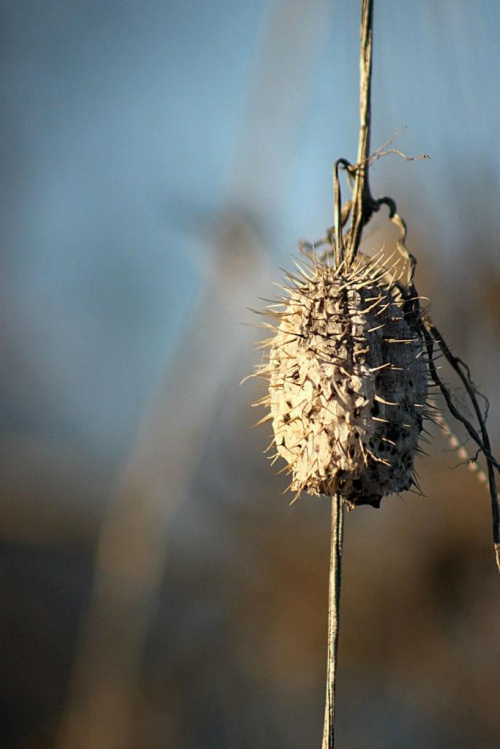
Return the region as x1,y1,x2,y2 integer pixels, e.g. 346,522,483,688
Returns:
257,254,428,508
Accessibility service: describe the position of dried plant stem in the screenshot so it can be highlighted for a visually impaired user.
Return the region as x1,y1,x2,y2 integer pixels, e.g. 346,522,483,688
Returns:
322,495,345,749
322,3,373,746
421,319,500,572
347,0,374,264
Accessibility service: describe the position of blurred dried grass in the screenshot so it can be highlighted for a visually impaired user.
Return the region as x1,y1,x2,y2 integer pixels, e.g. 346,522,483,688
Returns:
3,221,499,748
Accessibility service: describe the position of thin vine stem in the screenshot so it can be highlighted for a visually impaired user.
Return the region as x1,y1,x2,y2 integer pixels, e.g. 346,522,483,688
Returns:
421,319,500,572
322,495,345,749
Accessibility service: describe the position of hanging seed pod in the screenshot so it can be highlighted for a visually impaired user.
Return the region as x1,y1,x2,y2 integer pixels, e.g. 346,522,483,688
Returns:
257,252,428,508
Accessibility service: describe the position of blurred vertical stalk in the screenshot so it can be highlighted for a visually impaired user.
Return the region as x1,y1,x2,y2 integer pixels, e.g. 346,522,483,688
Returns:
54,276,256,749
55,2,331,748
321,495,345,749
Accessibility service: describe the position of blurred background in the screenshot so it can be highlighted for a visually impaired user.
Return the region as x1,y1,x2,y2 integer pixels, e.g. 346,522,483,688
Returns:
1,1,500,747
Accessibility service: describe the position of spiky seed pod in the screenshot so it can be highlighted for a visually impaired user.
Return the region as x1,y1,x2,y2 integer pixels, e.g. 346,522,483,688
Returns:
257,253,428,508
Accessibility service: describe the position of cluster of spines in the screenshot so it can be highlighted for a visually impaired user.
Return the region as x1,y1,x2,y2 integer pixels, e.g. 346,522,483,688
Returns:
248,248,436,505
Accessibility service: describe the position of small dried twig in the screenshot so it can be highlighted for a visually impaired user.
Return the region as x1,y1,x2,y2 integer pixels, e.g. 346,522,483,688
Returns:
366,129,431,166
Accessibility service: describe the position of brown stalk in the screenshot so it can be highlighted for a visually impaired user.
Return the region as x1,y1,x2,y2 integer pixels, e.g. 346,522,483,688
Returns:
347,0,374,265
321,495,345,749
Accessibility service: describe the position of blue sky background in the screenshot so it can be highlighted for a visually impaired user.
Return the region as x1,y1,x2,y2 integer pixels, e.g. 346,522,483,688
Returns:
2,0,499,466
